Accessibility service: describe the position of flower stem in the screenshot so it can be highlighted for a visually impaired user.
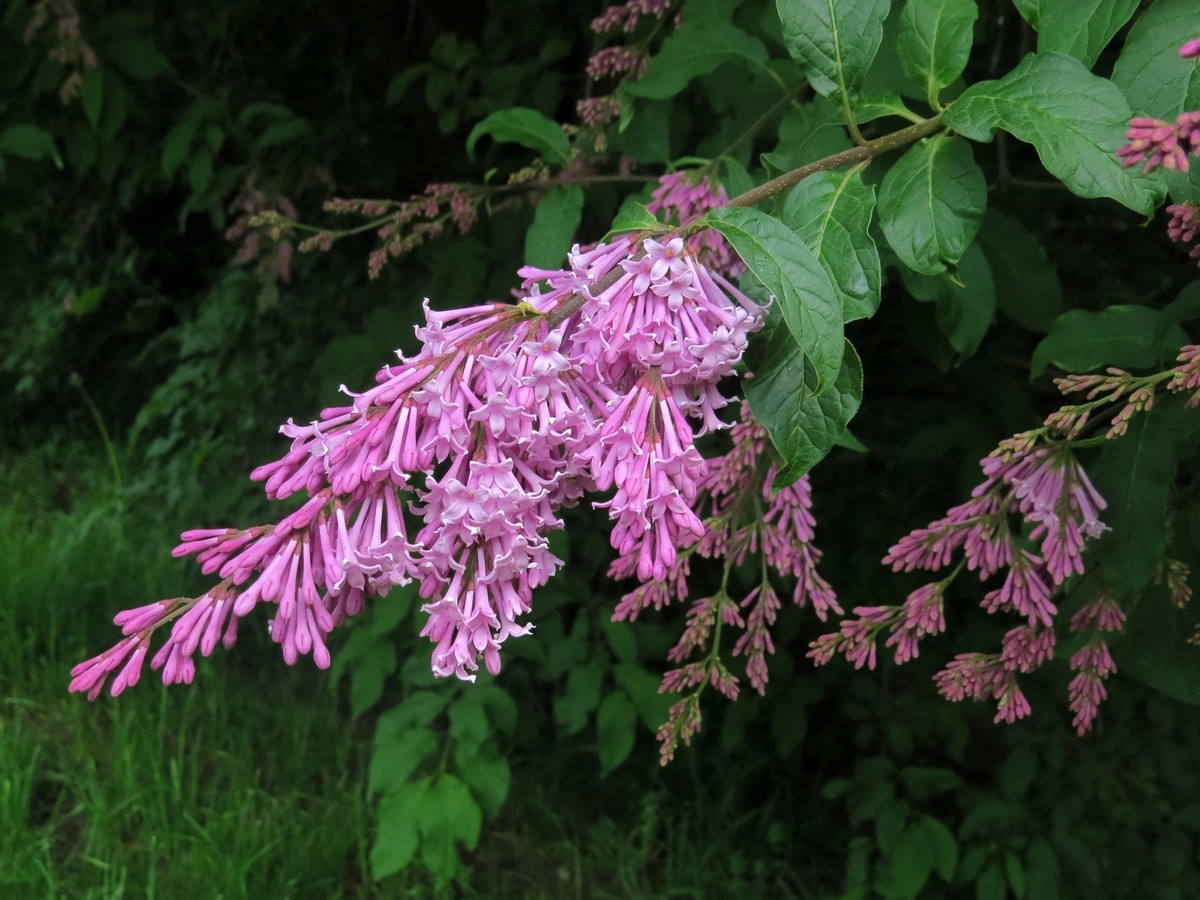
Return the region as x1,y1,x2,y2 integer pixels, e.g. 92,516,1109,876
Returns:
720,114,945,209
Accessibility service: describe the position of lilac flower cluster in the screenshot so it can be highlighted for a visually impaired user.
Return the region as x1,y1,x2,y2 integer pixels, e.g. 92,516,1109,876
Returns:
810,440,1113,730
308,184,482,279
1115,36,1200,173
582,1,676,134
644,407,840,762
646,171,744,278
1117,114,1200,173
591,0,671,35
23,0,97,104
226,177,299,287
71,224,766,698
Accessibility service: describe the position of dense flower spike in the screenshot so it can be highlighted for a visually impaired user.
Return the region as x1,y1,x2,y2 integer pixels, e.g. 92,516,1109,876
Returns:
815,437,1112,727
72,214,778,699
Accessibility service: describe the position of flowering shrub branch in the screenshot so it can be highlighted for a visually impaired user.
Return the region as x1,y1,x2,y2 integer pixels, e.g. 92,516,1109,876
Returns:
65,0,1200,799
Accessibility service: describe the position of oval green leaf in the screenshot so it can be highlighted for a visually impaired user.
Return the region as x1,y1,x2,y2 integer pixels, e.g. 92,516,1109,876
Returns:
745,323,863,485
705,206,844,393
943,52,1163,215
879,134,986,276
466,107,571,164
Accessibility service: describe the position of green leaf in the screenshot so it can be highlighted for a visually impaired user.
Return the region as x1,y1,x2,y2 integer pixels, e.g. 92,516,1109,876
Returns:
385,64,432,107
769,684,808,756
704,206,843,393
1122,582,1200,705
612,661,672,731
414,773,482,881
475,684,519,736
997,745,1038,800
879,135,986,276
596,690,637,772
976,208,1062,332
104,36,172,80
349,641,398,718
783,169,881,322
371,777,429,879
554,660,604,734
977,859,1007,900
1091,412,1176,595
448,691,492,749
899,242,996,356
370,727,438,795
943,53,1162,215
1025,838,1061,900
898,0,978,107
626,20,767,100
454,743,511,818
745,328,863,484
919,815,959,881
600,617,638,663
1015,0,1139,68
64,122,97,176
69,285,107,315
606,198,664,239
1005,851,1028,899
80,68,104,129
761,97,853,175
466,107,570,164
859,6,926,120
0,125,61,167
1112,0,1200,119
875,802,909,855
375,690,450,737
899,766,963,800
1030,306,1188,377
161,99,223,178
877,815,957,898
720,156,755,198
255,118,309,150
162,124,198,178
777,0,891,99
524,186,583,268
1010,0,1041,28
611,99,671,163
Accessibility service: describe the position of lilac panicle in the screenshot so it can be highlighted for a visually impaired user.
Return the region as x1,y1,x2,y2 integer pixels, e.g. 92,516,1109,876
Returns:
72,218,773,698
822,437,1112,730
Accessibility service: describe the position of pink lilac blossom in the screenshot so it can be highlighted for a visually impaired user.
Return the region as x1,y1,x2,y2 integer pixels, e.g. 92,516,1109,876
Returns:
1182,37,1200,59
1168,345,1200,406
933,653,1032,724
1117,114,1200,173
577,96,622,127
591,0,671,35
1067,638,1116,735
640,406,839,689
816,440,1112,727
72,223,770,698
587,46,646,80
646,171,744,277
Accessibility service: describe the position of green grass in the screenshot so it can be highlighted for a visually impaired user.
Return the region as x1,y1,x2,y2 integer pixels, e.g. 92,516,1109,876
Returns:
0,450,382,899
